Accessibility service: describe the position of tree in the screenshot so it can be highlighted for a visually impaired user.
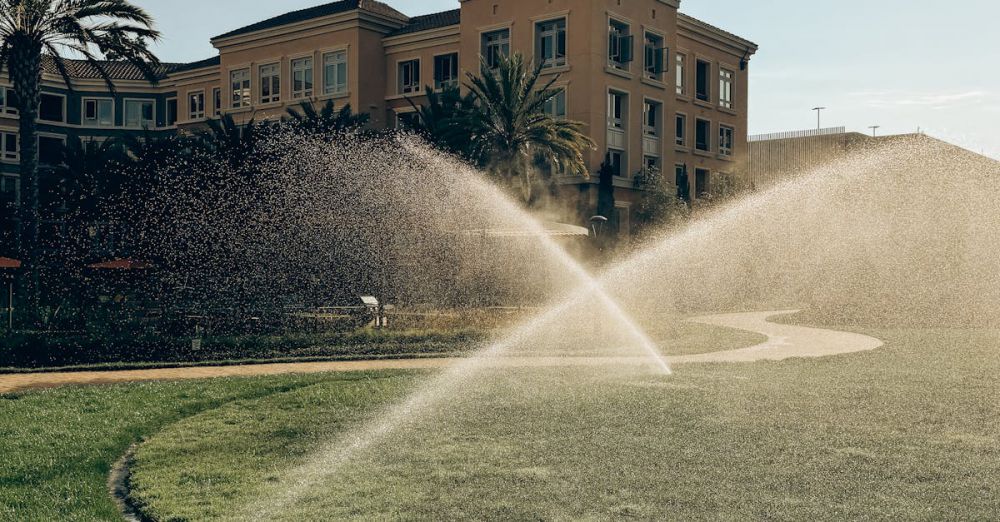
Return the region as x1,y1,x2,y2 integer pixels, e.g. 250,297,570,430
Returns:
0,0,160,316
462,53,595,204
284,100,369,136
406,84,477,156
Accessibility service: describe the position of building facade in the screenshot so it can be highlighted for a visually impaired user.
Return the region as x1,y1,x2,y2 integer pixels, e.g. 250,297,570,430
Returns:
0,0,756,246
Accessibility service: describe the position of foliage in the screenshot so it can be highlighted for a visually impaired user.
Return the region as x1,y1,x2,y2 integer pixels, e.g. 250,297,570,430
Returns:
0,0,160,316
406,84,478,155
457,53,594,204
284,100,369,136
633,166,691,238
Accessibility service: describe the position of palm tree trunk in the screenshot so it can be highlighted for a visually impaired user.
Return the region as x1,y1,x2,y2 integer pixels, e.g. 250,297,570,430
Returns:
9,39,44,322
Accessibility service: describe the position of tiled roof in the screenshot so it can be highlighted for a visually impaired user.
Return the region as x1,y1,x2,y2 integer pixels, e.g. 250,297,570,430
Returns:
213,0,407,40
387,9,460,37
41,55,186,82
171,56,222,74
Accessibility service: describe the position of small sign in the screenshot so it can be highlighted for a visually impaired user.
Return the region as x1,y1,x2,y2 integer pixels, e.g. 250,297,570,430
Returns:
191,338,202,351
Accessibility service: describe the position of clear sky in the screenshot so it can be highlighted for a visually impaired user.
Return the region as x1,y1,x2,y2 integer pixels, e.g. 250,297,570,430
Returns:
132,0,999,158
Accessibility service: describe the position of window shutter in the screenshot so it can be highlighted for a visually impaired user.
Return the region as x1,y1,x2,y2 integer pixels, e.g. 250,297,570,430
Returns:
622,35,634,63
558,30,567,58
663,47,670,73
653,48,664,74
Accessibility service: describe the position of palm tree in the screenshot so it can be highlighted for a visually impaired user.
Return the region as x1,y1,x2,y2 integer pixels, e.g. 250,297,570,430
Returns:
406,84,477,156
462,53,594,203
0,0,160,315
284,100,369,136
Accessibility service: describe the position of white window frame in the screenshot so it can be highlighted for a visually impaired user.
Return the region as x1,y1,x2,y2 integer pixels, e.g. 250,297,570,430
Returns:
37,132,66,167
675,112,687,147
188,90,206,120
0,129,19,162
433,52,459,90
536,18,567,69
259,63,281,105
608,18,632,71
231,68,251,109
719,68,734,109
213,87,222,116
695,118,712,152
322,50,348,96
675,52,687,96
0,86,18,116
643,31,667,81
719,124,735,157
291,56,314,100
607,148,626,177
608,90,626,129
643,99,660,137
0,173,19,205
695,58,712,102
38,92,67,123
165,97,178,127
543,88,567,119
82,97,115,127
481,28,511,69
123,98,155,129
393,107,419,130
398,58,421,95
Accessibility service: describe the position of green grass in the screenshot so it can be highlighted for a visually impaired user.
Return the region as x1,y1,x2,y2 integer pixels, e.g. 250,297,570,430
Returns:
0,373,355,521
128,322,999,520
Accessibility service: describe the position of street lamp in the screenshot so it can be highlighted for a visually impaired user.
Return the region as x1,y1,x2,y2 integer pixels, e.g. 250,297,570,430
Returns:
868,125,881,137
812,107,826,130
589,215,609,239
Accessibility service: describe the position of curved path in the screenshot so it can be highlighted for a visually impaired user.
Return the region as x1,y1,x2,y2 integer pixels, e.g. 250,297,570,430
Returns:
679,310,883,363
0,311,882,394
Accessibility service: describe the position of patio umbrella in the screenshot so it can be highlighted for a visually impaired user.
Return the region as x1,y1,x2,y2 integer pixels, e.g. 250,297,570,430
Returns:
0,257,20,330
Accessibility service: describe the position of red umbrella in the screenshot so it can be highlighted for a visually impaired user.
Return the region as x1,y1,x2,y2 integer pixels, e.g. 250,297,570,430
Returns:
87,259,152,270
0,257,21,269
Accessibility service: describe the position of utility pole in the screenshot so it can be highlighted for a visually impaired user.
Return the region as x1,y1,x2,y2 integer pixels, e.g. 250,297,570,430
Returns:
868,125,881,137
812,107,826,130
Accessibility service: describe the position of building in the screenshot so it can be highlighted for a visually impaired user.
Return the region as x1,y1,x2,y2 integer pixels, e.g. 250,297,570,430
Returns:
0,0,757,245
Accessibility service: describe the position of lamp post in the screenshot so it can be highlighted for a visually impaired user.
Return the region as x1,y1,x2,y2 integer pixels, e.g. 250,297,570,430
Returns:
869,125,881,137
812,107,826,130
589,215,609,240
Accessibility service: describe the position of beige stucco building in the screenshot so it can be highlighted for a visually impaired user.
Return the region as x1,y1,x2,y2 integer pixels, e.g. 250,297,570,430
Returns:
1,0,757,239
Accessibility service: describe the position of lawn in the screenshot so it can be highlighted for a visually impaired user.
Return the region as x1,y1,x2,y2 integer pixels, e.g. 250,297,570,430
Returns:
127,320,999,520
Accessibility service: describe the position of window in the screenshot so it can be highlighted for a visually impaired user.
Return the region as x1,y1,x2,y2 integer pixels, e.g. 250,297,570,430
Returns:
259,63,280,104
719,68,734,109
398,59,420,94
675,53,686,95
434,53,459,89
536,18,567,68
83,98,114,127
608,91,626,129
323,51,348,95
124,99,154,128
1,132,18,161
0,87,17,115
231,69,251,108
0,175,18,205
675,113,686,147
39,94,64,122
213,88,222,116
38,136,64,166
543,89,566,119
608,19,632,70
395,111,419,129
482,29,510,69
643,100,660,137
644,33,666,81
644,155,659,173
696,59,711,102
189,91,205,120
695,118,711,151
719,125,734,156
675,163,689,200
607,149,625,177
166,98,178,126
696,168,710,196
292,57,313,99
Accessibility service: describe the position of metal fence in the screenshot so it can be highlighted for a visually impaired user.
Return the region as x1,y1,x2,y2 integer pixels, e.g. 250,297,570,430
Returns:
747,127,851,189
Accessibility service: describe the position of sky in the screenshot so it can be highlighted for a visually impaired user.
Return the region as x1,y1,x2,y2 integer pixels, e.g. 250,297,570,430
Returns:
132,0,999,158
